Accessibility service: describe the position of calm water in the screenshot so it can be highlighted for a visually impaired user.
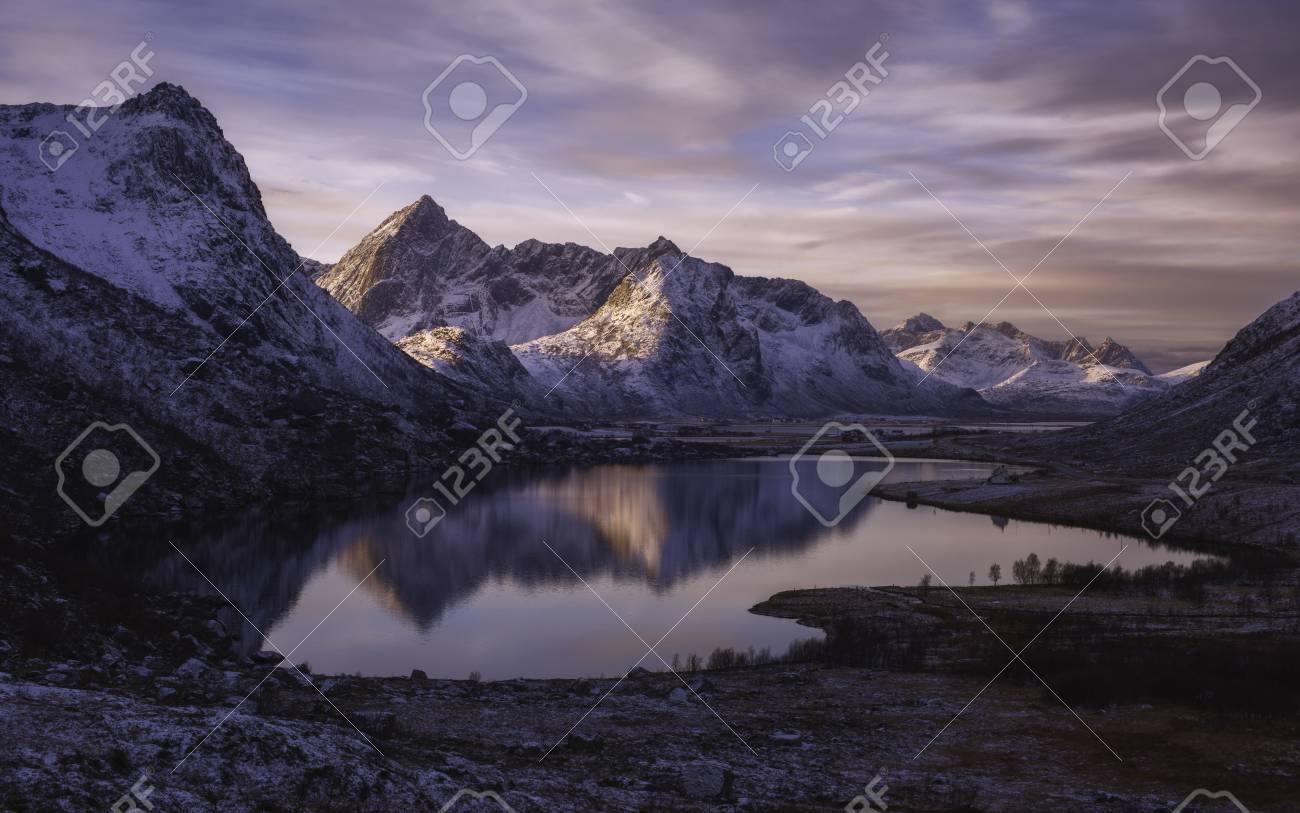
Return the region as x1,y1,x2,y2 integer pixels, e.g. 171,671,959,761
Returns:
142,459,1206,679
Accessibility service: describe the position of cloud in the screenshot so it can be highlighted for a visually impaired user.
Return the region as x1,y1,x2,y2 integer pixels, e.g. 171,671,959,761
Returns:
2,0,1296,370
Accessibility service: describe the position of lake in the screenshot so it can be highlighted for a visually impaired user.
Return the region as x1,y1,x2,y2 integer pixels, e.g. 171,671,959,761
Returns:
143,459,1208,679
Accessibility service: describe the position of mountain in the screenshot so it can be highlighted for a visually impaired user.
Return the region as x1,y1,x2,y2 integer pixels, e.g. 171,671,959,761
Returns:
318,198,984,419
513,249,982,418
881,315,1165,417
315,197,677,344
1041,290,1300,479
396,326,539,398
0,84,480,533
1157,359,1211,384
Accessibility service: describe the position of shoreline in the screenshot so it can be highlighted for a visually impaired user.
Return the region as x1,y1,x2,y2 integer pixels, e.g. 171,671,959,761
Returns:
871,469,1300,563
8,438,1300,810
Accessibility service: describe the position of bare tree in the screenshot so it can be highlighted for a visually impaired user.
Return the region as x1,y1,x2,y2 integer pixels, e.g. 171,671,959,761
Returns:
1025,552,1041,584
969,571,976,587
1012,552,1043,585
988,563,1002,586
1042,557,1061,585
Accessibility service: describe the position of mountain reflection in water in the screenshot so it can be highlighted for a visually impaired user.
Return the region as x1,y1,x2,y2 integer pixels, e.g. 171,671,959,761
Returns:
141,459,1206,678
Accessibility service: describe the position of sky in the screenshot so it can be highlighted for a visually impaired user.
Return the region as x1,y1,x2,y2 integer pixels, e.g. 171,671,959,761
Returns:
3,0,1298,372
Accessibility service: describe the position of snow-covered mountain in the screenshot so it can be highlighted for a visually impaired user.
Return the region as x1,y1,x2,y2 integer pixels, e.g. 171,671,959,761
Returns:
318,198,984,418
1157,359,1210,384
316,196,678,345
512,250,981,418
1041,290,1300,479
396,326,540,398
881,314,1165,417
0,84,480,531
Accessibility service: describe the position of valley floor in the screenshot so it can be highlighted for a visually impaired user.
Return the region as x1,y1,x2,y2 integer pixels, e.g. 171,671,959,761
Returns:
7,653,1298,812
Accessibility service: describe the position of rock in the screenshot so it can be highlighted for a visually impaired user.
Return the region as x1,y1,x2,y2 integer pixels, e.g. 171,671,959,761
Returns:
157,687,177,702
689,676,714,693
409,668,428,682
175,658,207,681
668,687,689,703
771,730,802,743
626,666,653,680
679,760,734,800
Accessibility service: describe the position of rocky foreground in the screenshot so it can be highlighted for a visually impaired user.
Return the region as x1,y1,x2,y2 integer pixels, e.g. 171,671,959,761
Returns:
4,549,1300,812
7,646,1298,812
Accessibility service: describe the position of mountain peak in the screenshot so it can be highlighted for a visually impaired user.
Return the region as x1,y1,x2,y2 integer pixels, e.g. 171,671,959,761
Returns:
1088,336,1152,373
900,312,944,333
388,194,453,236
988,321,1029,340
647,235,681,254
122,82,205,118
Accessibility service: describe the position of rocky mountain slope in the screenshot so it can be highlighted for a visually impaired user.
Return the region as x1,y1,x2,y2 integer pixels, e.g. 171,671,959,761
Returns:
512,250,982,418
1038,290,1300,479
882,314,1165,417
0,84,486,536
395,326,540,398
319,200,984,419
316,197,677,345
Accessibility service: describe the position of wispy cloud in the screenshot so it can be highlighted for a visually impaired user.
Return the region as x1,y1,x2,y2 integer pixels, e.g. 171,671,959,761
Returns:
2,0,1296,371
